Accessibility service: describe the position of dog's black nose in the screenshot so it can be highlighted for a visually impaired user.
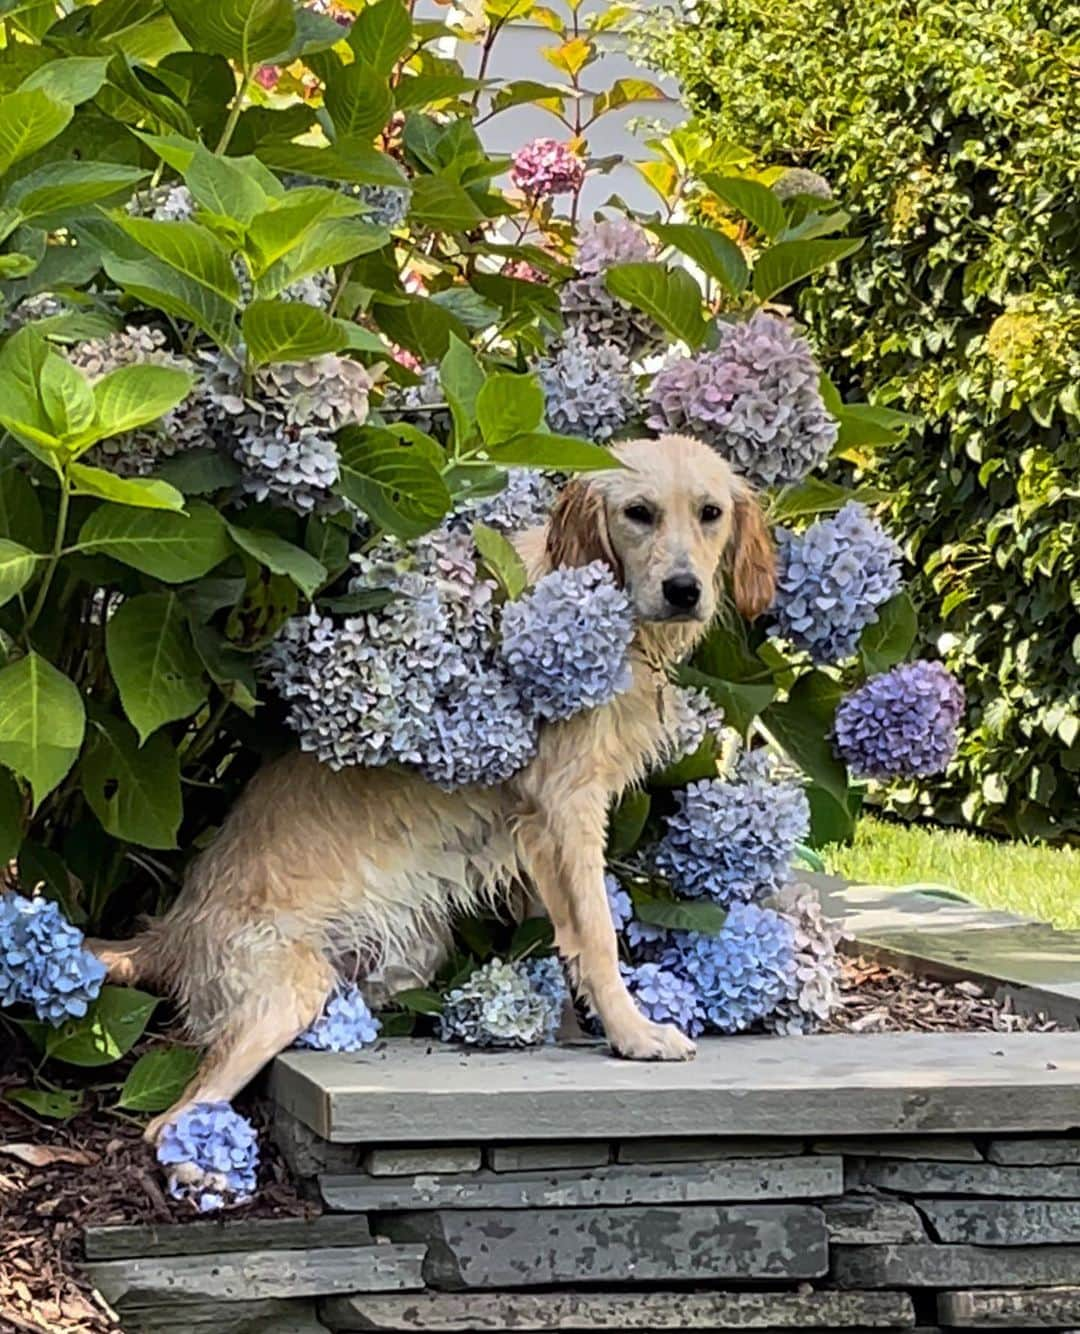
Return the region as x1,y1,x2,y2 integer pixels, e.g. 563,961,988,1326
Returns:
662,573,701,611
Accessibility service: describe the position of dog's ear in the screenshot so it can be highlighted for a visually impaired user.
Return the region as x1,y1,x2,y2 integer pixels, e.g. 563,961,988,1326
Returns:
545,479,623,582
730,483,775,619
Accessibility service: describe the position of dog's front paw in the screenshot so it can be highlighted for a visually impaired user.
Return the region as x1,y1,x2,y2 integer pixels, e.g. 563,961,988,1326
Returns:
611,1020,696,1062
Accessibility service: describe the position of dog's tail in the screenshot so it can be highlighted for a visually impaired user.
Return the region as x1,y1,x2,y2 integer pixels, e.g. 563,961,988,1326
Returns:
85,922,169,988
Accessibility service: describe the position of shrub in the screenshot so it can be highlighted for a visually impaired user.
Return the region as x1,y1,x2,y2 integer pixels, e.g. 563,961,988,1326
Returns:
637,0,1080,839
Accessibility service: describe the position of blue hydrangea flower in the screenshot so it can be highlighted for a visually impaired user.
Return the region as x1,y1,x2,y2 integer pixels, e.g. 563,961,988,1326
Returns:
646,311,837,489
449,468,556,535
295,983,381,1051
357,183,410,227
770,503,902,662
621,962,703,1035
834,660,964,779
500,562,634,721
521,955,569,1018
0,894,106,1026
605,873,633,931
660,903,798,1034
538,329,638,442
419,667,538,790
625,917,670,959
654,759,810,905
157,1102,259,1213
439,957,564,1048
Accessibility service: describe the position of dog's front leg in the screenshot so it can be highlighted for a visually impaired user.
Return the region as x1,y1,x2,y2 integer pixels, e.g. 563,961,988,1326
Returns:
516,790,696,1062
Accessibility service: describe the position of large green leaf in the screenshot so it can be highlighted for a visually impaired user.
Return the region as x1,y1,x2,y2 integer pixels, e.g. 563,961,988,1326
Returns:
98,233,237,345
46,987,158,1067
859,591,917,676
0,538,37,608
227,524,327,599
259,216,388,298
608,789,650,858
324,59,393,144
76,501,231,582
183,145,268,227
8,162,148,225
0,653,85,811
835,402,915,451
703,174,786,239
752,238,863,301
241,300,347,366
632,893,728,935
0,768,23,863
165,0,296,66
407,176,485,230
117,1045,200,1112
39,353,95,440
106,592,207,742
762,670,849,806
679,665,775,734
337,425,451,539
0,90,72,175
770,477,888,522
114,216,240,305
256,142,406,188
486,434,621,472
82,714,182,848
19,56,110,105
439,335,484,445
650,222,748,297
68,462,186,512
0,327,56,452
604,263,707,348
76,364,195,452
472,523,527,600
476,372,545,446
0,462,43,551
245,187,363,274
348,0,412,73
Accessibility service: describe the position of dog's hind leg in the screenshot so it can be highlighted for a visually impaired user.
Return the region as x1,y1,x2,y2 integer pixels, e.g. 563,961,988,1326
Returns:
144,946,333,1144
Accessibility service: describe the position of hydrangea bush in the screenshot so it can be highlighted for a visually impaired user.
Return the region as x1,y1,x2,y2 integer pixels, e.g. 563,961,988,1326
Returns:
0,0,958,1192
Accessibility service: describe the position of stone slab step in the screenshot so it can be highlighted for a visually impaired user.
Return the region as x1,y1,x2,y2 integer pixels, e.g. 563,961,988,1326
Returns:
938,1286,1080,1327
834,1243,1080,1289
922,1199,1080,1245
988,1138,1080,1166
615,1136,802,1162
121,1300,324,1334
85,1243,426,1307
321,1288,915,1330
270,1032,1080,1143
825,1198,927,1245
849,1158,1080,1197
320,1155,841,1212
377,1204,827,1288
84,1215,372,1260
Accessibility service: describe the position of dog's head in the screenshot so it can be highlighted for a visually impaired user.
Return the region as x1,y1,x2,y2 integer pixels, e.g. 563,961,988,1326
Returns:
544,434,775,625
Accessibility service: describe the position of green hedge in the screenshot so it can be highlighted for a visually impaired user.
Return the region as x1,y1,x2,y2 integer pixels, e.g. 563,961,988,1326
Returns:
639,0,1080,840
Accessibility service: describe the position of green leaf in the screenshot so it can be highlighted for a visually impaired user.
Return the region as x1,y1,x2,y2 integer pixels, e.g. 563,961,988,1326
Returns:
0,253,36,278
0,768,23,863
46,986,158,1068
0,90,72,175
183,145,268,227
348,0,412,74
227,524,327,599
154,448,241,496
608,789,650,858
78,364,195,452
4,1086,84,1120
68,463,186,512
591,76,666,119
486,434,620,472
650,222,748,297
835,402,915,450
114,216,240,305
793,841,827,874
189,622,257,712
439,335,484,445
391,987,444,1015
407,175,485,230
476,372,545,446
165,0,296,66
324,59,393,144
679,666,775,734
106,593,207,742
244,187,362,274
703,174,785,239
19,56,110,104
77,501,231,582
0,538,37,607
8,162,147,225
40,353,95,440
806,783,858,847
604,263,707,347
395,73,481,111
752,238,863,301
859,591,917,676
0,463,43,552
82,714,182,849
0,328,57,453
632,894,728,935
762,670,848,805
508,917,554,959
0,654,85,812
472,522,527,599
337,425,452,539
241,300,347,366
117,1045,200,1112
770,477,888,522
259,216,388,298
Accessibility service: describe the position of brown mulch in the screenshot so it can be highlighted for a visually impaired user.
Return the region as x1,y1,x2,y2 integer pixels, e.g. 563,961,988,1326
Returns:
0,960,1063,1334
824,954,1061,1034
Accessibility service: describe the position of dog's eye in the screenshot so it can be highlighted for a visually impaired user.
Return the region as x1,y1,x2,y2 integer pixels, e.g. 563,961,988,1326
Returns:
624,503,654,525
700,504,723,523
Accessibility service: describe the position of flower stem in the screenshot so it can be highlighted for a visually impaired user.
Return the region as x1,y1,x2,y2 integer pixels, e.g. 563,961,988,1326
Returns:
215,66,254,156
23,476,70,642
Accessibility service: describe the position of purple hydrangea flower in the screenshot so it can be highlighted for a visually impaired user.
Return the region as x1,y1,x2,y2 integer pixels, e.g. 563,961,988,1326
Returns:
834,660,964,779
770,503,903,662
0,894,106,1026
499,562,634,721
576,218,654,274
654,759,810,905
157,1102,259,1213
645,311,837,488
538,329,638,442
660,903,798,1034
510,139,584,197
621,961,703,1035
295,983,381,1051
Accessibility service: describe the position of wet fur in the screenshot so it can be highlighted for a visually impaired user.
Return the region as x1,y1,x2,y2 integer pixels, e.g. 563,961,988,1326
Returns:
92,434,775,1140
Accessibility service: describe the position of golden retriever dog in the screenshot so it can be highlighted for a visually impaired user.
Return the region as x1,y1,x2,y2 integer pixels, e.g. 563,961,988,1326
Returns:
93,433,775,1141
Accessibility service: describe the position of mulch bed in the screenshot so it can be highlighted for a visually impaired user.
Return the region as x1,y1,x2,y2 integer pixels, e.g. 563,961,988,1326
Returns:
0,959,1063,1334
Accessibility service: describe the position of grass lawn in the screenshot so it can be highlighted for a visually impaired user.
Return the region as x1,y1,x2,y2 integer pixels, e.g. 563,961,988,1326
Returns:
823,815,1080,930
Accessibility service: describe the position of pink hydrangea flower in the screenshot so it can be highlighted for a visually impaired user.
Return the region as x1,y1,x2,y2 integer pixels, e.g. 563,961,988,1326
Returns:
510,139,584,198
254,66,280,90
